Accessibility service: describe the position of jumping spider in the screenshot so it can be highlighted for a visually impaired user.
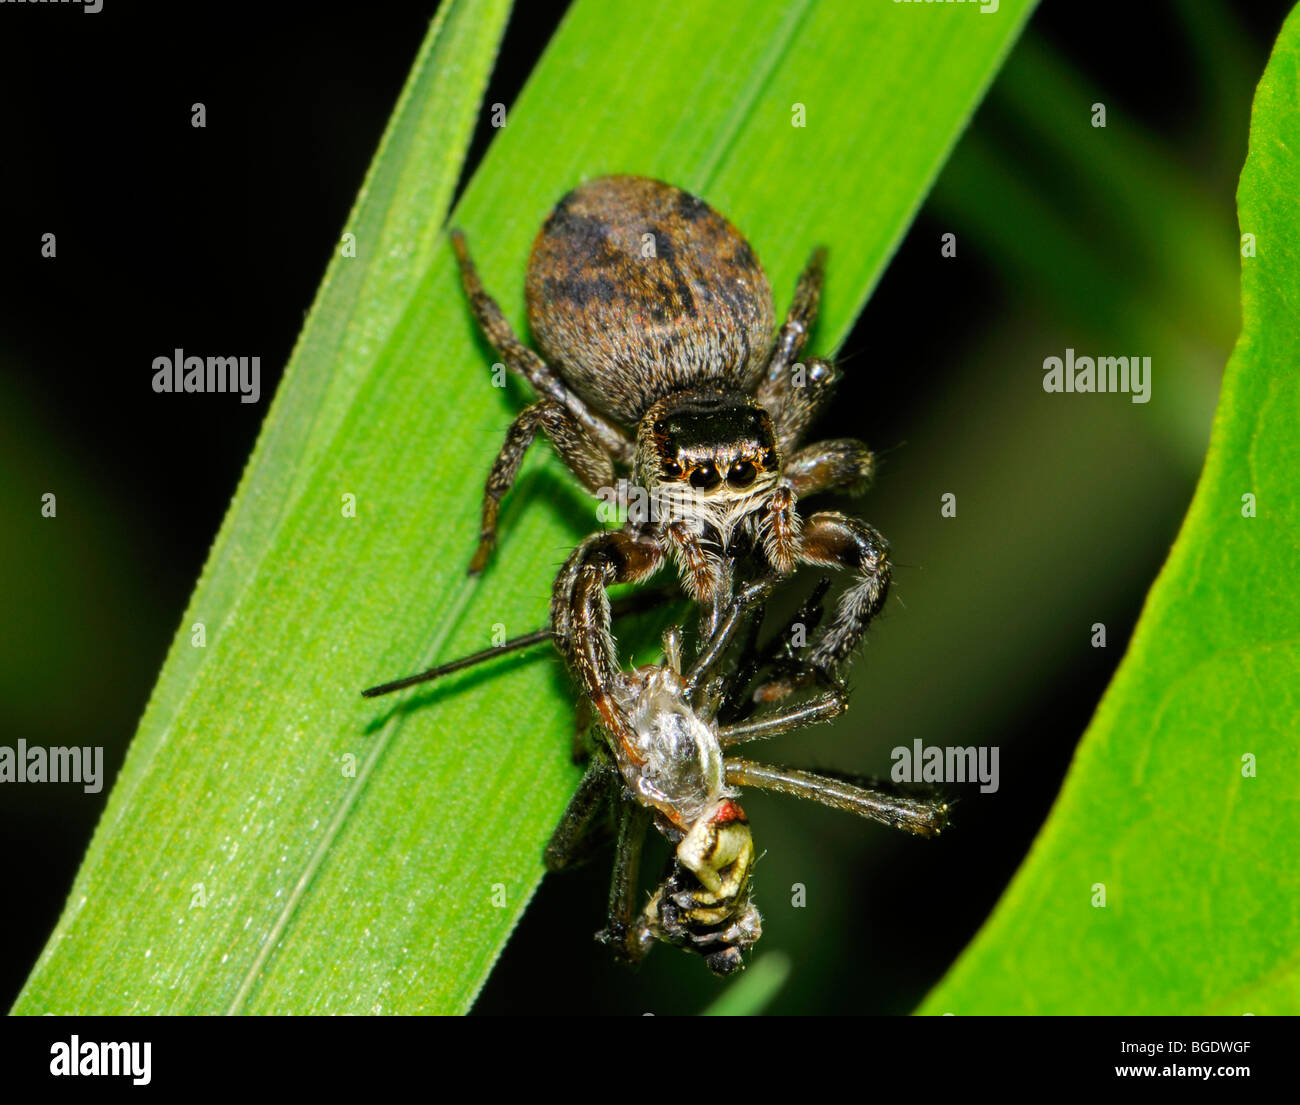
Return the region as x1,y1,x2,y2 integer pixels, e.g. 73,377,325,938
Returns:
452,175,889,805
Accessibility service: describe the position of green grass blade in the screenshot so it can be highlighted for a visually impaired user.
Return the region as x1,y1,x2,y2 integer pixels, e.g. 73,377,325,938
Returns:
109,0,514,782
16,0,1034,1015
920,2,1300,1015
13,0,513,1014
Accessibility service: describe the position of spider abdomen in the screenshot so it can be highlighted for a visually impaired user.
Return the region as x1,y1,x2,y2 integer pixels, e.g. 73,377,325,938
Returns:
526,175,775,425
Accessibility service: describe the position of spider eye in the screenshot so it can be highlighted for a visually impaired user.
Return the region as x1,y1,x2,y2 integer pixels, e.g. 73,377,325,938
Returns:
662,458,683,479
727,460,756,488
652,419,667,435
689,462,721,490
761,448,778,470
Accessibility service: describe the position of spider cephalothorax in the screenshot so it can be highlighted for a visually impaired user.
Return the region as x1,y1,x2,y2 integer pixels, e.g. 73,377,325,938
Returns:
451,174,887,764
633,390,791,578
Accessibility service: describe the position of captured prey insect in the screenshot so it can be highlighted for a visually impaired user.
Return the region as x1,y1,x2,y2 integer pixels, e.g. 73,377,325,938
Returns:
364,578,951,976
451,175,891,775
545,576,949,975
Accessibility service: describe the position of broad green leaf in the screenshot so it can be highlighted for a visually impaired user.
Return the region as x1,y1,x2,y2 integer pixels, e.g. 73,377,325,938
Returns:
16,0,1034,1015
920,3,1300,1015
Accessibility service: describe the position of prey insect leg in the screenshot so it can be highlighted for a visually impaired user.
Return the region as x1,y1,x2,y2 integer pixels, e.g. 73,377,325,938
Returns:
595,801,654,965
717,690,847,748
723,759,949,837
544,758,617,871
360,582,682,700
737,577,833,709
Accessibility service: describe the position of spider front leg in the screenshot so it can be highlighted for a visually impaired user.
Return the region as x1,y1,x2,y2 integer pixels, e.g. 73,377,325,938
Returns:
784,438,876,499
763,357,845,455
800,511,891,672
551,526,666,761
752,441,874,609
752,509,891,700
469,398,614,574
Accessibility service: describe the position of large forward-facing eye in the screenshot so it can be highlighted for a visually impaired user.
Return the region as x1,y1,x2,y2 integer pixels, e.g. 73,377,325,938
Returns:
689,462,721,491
727,460,756,488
